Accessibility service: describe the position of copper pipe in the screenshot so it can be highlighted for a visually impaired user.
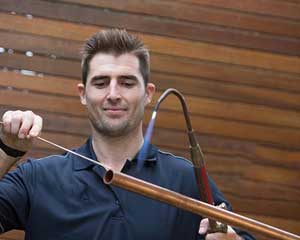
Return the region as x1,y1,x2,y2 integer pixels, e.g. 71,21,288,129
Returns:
104,170,300,240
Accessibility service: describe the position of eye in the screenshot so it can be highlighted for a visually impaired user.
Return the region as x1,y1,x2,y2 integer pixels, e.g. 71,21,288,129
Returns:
120,76,137,88
93,78,109,88
122,80,136,88
95,81,106,88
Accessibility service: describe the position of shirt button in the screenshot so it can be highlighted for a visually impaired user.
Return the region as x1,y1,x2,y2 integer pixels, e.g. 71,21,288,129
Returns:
115,200,120,205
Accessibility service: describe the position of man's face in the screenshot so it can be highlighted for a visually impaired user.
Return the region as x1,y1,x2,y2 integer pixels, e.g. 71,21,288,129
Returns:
78,53,155,137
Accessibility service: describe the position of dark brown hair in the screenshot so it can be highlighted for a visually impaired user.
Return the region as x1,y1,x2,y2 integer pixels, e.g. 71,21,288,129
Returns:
81,29,150,86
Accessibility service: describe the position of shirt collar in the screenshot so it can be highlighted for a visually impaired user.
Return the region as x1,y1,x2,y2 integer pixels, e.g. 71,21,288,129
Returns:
73,138,98,171
73,137,157,171
131,143,157,163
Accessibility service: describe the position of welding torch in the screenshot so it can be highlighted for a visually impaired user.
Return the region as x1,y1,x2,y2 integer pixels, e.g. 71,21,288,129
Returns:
145,88,227,233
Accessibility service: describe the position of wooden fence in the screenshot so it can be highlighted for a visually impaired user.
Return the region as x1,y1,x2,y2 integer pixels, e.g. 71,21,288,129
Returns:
0,1,299,239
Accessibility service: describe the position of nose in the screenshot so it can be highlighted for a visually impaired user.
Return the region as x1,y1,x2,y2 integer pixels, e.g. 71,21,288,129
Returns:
107,81,121,102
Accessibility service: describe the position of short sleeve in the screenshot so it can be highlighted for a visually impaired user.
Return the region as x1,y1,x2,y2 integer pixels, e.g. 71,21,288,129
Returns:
0,159,35,233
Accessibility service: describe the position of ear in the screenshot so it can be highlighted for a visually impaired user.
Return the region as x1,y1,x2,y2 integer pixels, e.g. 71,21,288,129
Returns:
144,83,156,106
77,83,87,105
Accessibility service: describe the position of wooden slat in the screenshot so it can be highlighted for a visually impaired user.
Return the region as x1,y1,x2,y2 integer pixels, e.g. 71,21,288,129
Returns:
212,175,300,220
154,72,300,110
245,165,300,187
184,0,300,4
0,1,299,239
0,71,79,97
0,31,82,59
208,152,300,189
224,190,300,220
157,110,300,148
0,230,24,240
4,69,300,113
1,50,300,96
244,214,300,235
2,0,300,39
153,93,300,128
1,13,300,74
254,145,300,168
1,89,300,148
151,54,300,92
1,0,216,44
0,52,81,79
0,90,85,116
174,0,300,20
207,155,300,189
1,71,300,129
287,0,300,3
151,128,300,169
1,21,299,59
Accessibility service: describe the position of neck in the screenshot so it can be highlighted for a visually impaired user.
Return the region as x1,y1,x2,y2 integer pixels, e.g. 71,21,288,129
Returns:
91,125,144,171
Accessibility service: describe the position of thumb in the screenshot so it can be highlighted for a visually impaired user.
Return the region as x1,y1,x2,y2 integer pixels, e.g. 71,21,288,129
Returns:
199,218,209,235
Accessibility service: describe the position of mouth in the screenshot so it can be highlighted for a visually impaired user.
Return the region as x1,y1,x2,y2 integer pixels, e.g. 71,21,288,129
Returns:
103,107,127,117
103,108,127,111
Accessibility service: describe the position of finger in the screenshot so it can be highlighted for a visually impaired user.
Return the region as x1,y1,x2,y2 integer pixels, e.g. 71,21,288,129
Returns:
227,225,236,233
206,232,225,240
10,111,23,135
206,232,238,240
199,218,209,235
28,114,43,138
18,111,35,139
218,202,227,209
2,111,13,133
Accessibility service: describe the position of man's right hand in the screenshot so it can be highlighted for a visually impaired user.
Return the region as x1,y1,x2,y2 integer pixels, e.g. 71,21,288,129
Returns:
1,110,43,152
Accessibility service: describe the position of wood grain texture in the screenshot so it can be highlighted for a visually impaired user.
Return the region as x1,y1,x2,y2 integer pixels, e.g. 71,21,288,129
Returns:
1,16,300,57
0,230,24,240
1,47,300,95
1,13,300,74
1,88,300,148
4,0,296,39
1,71,300,129
174,0,300,20
1,0,300,39
2,70,300,114
0,0,300,238
63,0,300,21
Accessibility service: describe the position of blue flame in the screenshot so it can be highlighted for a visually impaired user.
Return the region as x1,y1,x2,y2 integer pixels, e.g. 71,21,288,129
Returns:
136,111,156,170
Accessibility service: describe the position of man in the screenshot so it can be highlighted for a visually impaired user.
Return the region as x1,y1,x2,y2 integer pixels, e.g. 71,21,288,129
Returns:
0,29,254,239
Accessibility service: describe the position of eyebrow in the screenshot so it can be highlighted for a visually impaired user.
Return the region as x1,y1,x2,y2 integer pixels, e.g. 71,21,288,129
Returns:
90,74,139,84
118,75,138,81
90,75,108,81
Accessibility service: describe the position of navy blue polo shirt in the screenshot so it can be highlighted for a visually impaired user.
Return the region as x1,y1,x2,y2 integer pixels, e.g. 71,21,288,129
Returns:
0,138,254,240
